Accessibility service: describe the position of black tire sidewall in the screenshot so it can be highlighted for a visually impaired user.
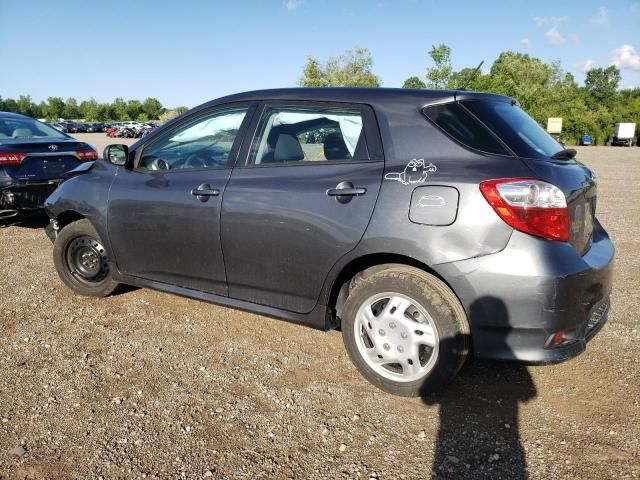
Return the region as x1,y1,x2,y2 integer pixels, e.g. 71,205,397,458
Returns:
342,266,469,397
53,219,118,297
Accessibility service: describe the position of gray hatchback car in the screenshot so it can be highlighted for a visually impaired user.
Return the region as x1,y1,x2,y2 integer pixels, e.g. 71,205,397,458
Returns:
44,88,614,396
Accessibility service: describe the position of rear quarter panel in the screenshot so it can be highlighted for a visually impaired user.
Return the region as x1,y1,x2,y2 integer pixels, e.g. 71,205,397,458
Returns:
358,101,535,265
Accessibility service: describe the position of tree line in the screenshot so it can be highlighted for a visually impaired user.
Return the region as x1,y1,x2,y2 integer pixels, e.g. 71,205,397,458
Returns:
299,45,640,145
0,95,189,123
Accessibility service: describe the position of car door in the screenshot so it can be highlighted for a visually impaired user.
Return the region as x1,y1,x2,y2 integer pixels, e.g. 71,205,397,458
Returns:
221,101,384,313
107,104,255,295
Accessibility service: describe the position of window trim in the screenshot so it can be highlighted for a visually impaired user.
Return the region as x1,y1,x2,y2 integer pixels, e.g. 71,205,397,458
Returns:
421,101,516,158
132,102,256,173
235,100,384,169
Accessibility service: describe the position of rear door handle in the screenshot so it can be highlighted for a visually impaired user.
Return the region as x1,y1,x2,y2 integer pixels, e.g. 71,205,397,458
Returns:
326,181,367,203
191,183,220,202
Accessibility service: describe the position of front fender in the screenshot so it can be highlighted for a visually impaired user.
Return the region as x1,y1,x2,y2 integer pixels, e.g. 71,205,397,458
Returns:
44,160,117,252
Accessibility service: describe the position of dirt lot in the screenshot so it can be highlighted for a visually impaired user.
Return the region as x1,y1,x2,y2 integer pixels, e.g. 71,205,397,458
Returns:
73,133,139,155
1,143,639,479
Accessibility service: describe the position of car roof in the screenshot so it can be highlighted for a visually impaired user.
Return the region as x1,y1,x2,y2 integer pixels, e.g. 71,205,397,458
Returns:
0,111,33,120
201,87,514,109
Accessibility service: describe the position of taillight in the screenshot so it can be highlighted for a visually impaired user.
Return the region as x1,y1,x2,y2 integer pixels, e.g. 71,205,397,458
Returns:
480,178,570,242
0,152,27,165
76,148,98,161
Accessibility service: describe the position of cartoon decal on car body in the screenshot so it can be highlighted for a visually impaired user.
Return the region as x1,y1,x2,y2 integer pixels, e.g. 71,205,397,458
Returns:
384,159,437,185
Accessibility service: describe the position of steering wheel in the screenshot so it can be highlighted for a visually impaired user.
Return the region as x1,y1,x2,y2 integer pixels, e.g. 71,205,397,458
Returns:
145,157,171,171
184,153,211,168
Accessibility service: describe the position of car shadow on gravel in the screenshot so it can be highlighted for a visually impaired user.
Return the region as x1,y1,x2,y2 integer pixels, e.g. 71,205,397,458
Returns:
422,297,537,480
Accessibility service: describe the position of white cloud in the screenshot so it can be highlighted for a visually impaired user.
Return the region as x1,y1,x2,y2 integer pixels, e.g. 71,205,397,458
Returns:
545,27,565,45
574,59,599,72
610,44,640,71
589,6,609,25
520,38,531,49
533,15,568,27
285,0,301,11
567,33,580,43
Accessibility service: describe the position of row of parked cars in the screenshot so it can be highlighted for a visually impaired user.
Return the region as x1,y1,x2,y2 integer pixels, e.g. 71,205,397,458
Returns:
577,123,637,146
1,89,614,397
46,121,158,135
106,123,157,138
46,121,107,133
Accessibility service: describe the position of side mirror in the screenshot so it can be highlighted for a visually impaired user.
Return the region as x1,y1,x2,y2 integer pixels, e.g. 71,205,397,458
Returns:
104,144,129,166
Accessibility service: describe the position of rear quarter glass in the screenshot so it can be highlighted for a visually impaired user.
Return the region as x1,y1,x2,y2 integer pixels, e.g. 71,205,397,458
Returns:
422,102,511,156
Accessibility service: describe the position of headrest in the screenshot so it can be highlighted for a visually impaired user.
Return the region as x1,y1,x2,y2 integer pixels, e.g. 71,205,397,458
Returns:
324,132,351,160
273,132,304,162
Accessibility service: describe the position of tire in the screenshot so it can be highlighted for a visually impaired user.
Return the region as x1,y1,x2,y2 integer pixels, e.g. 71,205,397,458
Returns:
53,218,119,297
341,265,470,397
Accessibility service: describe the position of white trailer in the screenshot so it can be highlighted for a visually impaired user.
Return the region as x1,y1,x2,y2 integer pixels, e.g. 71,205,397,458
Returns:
612,123,636,146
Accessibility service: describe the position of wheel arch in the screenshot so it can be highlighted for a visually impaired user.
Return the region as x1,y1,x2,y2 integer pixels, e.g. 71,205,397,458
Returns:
55,210,87,229
326,253,464,327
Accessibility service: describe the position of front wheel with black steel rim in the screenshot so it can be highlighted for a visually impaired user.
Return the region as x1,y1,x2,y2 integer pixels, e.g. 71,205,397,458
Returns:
53,218,120,297
341,265,470,396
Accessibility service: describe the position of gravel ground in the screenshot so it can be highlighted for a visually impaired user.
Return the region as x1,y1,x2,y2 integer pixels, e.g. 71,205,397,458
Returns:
0,144,639,479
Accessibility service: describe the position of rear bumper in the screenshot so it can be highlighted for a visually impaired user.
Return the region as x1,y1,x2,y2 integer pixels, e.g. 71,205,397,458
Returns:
0,181,60,212
435,220,614,364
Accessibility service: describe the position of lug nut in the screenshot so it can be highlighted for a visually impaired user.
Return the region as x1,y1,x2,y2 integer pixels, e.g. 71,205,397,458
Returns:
383,343,390,351
401,332,408,339
389,322,396,329
378,329,386,336
397,345,404,353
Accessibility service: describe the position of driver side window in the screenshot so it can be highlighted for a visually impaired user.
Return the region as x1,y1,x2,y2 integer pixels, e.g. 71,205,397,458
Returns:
138,107,248,171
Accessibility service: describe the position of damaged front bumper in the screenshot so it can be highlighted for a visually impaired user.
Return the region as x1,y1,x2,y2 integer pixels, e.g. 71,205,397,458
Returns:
0,180,61,217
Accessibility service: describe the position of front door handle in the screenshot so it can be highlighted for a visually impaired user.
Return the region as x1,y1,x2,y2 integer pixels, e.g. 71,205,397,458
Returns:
191,183,220,202
326,181,367,203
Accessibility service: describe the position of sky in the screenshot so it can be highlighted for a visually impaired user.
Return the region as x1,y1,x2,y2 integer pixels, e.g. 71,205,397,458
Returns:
1,0,639,109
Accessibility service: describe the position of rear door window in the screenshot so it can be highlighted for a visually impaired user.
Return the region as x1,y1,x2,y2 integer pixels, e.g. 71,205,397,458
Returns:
422,102,510,156
247,106,370,166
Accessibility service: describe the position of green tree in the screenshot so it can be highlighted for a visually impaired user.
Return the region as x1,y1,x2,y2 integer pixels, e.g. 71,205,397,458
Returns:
111,97,129,121
584,66,621,109
159,106,189,124
96,103,114,121
446,66,490,91
402,76,426,89
425,44,453,89
16,95,39,117
79,98,99,121
298,47,381,87
484,53,566,122
45,97,65,120
63,97,80,120
126,100,143,120
142,97,163,119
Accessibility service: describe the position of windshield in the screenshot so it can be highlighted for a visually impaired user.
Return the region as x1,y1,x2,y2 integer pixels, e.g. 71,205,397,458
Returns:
0,116,67,140
462,100,563,159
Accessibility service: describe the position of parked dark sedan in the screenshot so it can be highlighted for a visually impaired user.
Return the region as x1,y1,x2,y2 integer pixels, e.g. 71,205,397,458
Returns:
0,112,97,218
86,122,105,133
44,88,614,396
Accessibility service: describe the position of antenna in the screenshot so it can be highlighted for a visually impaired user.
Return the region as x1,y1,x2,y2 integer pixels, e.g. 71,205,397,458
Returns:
459,60,484,91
